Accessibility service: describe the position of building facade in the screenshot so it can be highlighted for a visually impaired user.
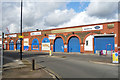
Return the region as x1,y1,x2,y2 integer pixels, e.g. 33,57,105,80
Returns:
3,21,120,54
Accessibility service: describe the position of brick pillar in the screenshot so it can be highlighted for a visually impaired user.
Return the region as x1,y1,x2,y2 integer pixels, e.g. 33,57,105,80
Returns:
14,44,16,50
6,43,8,50
80,43,85,53
39,44,41,51
51,44,53,52
22,40,24,51
29,44,31,51
64,44,67,52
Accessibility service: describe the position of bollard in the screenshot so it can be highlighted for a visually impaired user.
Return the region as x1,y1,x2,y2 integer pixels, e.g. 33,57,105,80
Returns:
32,59,35,70
49,50,52,56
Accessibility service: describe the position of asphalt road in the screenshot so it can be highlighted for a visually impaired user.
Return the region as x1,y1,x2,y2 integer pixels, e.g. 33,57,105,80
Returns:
3,51,119,79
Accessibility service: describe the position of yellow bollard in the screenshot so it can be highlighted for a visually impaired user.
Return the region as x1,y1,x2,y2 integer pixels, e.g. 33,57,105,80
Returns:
49,50,52,56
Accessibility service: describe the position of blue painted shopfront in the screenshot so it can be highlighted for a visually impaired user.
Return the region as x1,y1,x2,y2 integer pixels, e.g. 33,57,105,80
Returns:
16,39,20,50
68,36,80,52
54,37,64,52
94,36,115,53
9,40,14,50
31,38,39,50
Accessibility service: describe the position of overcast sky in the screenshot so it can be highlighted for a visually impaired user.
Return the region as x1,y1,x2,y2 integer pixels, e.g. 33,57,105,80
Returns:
1,0,119,34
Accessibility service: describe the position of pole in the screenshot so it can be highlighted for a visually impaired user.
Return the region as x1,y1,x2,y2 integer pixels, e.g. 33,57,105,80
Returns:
1,32,4,75
20,0,23,60
32,59,35,70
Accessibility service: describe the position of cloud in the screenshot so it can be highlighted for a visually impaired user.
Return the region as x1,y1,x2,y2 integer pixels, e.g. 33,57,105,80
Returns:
86,1,118,19
58,1,118,28
2,2,68,33
59,11,117,27
44,9,76,26
2,1,119,34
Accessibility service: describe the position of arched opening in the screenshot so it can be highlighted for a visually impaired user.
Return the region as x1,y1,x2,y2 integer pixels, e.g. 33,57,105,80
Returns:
31,38,39,50
67,36,80,52
53,37,64,52
9,40,14,50
16,39,20,50
42,38,50,51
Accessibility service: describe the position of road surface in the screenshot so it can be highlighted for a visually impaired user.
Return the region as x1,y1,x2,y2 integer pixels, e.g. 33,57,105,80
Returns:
3,51,119,79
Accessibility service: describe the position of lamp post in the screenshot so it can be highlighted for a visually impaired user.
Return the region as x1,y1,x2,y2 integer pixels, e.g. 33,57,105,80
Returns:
20,0,23,60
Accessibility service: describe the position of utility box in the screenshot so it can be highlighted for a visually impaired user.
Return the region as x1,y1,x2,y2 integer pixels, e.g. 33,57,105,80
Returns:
112,52,119,63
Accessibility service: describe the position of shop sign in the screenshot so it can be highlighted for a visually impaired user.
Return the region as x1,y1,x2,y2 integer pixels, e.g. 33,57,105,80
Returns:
82,25,103,31
64,45,67,48
0,41,2,44
8,34,17,37
24,38,29,46
19,36,24,38
5,40,7,43
11,40,14,42
42,43,50,50
30,32,41,36
49,35,56,39
33,45,39,49
112,52,119,63
103,50,106,55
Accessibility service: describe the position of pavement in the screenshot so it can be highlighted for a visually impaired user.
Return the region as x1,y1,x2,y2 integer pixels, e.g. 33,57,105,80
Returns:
2,59,53,79
1,51,57,80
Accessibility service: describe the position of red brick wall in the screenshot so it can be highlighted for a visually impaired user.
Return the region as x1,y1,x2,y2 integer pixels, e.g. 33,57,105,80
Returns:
4,21,120,54
118,22,120,51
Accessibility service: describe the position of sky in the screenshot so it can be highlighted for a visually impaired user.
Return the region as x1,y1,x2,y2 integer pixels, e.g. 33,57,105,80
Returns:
0,0,120,34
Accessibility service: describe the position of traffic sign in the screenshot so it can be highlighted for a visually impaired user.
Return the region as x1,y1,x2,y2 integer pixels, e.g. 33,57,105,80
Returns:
112,52,119,63
18,36,24,38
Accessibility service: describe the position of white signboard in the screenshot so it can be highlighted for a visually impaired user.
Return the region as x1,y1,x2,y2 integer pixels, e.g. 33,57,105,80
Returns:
11,40,14,42
8,34,17,37
30,32,41,36
49,35,56,39
82,25,103,31
4,43,6,49
5,40,7,43
0,41,2,44
24,38,29,46
115,44,117,47
103,50,106,55
64,45,67,48
0,36,2,38
42,43,50,50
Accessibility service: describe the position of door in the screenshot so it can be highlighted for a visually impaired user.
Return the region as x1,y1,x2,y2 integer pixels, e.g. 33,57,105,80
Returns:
68,36,80,52
54,37,64,52
9,40,14,50
16,39,20,50
94,36,115,53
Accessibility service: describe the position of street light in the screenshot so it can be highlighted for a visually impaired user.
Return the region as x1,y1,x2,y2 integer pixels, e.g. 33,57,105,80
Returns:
20,0,23,60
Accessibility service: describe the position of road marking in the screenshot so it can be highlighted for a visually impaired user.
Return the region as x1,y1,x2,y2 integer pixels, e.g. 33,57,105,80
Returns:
89,61,119,66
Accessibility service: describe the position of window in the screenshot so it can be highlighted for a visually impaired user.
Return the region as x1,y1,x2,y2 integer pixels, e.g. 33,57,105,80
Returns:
86,40,88,46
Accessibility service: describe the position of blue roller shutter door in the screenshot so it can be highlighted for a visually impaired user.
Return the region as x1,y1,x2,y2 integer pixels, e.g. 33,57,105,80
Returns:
68,36,80,52
9,41,14,50
16,40,20,50
54,37,64,52
94,36,115,53
31,38,39,50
